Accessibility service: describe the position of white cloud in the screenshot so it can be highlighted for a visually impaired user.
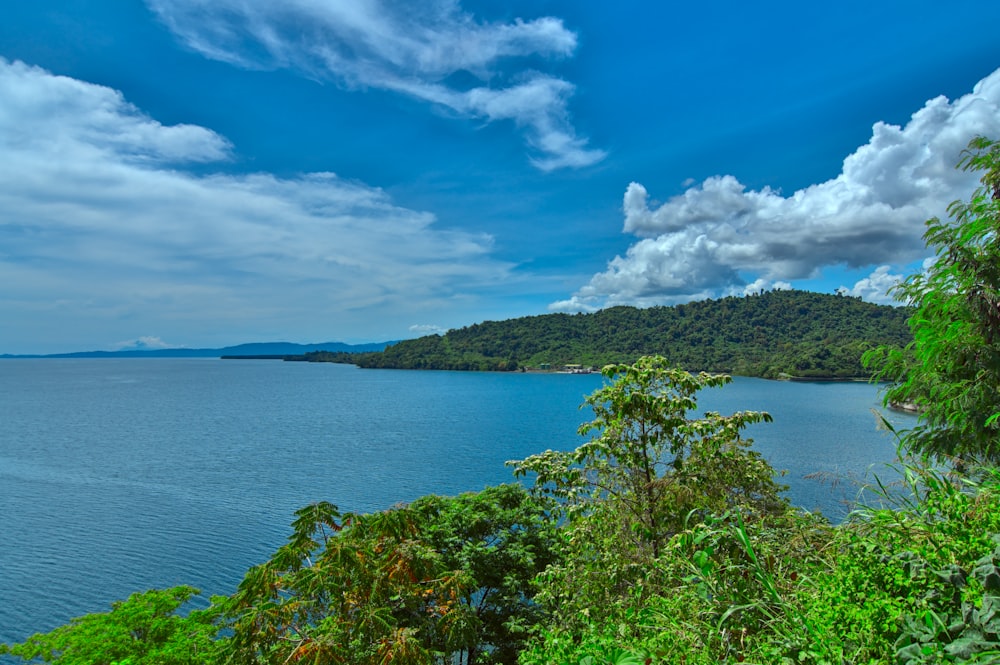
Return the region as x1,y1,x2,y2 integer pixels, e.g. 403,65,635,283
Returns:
408,323,447,335
146,0,605,170
114,336,174,350
554,68,1000,311
735,278,792,297
0,59,232,164
0,59,512,349
837,266,904,304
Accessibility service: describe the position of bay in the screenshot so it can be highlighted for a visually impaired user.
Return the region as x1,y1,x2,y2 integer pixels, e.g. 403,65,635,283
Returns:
0,358,912,645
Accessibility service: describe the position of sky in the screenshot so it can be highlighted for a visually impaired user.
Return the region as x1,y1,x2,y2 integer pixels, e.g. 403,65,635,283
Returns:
2,1,1000,354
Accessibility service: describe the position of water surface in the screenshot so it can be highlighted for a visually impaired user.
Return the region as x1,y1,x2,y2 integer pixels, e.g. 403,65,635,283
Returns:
0,359,910,644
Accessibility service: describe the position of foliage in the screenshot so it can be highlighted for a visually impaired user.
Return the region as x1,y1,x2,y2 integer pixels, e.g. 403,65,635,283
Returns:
518,506,834,665
218,484,555,665
865,136,1000,462
519,450,1000,665
0,586,220,665
799,460,1000,664
339,290,910,378
219,502,461,665
894,539,1000,664
511,356,784,552
511,356,792,662
406,485,560,665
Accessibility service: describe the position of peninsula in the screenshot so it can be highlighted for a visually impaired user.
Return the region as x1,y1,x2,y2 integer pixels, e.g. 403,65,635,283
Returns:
321,290,912,379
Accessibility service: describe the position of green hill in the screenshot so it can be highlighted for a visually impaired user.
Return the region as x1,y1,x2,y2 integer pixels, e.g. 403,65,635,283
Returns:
341,290,911,378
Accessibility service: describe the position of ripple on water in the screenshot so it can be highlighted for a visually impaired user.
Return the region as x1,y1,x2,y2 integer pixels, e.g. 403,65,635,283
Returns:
0,360,909,644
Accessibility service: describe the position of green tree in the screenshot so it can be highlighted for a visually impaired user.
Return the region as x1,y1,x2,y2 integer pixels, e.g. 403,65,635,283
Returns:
408,484,559,665
509,356,790,661
218,485,556,665
220,503,471,665
509,356,783,557
0,586,220,665
865,137,1000,462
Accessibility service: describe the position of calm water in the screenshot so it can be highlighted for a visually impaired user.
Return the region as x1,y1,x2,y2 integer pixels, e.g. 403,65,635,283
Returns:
0,359,912,645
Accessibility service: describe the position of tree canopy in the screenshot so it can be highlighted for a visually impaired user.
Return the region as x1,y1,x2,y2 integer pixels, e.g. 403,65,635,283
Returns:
220,484,556,665
326,290,910,378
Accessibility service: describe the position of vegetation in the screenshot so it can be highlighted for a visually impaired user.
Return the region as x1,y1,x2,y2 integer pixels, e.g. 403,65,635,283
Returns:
865,136,1000,462
0,586,220,664
510,357,784,557
320,290,910,378
5,138,1000,664
219,483,556,665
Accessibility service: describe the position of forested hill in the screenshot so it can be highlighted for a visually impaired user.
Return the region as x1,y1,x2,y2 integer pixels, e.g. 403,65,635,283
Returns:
340,290,911,378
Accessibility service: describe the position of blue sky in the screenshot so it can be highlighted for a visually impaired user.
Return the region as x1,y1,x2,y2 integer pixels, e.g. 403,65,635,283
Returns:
2,1,1000,354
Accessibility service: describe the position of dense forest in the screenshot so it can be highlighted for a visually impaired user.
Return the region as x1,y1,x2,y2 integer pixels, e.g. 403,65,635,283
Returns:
4,138,999,665
323,290,911,378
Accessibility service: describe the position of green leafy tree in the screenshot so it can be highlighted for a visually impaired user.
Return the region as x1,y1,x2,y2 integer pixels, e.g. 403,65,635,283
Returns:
407,484,559,664
218,485,556,665
865,137,1000,462
0,586,220,665
509,356,790,661
220,503,471,665
510,356,783,557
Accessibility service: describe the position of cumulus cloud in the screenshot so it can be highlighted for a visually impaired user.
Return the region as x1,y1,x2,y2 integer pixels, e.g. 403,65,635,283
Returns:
837,266,904,304
146,0,605,170
735,278,792,297
0,59,511,348
552,68,1000,312
0,59,231,164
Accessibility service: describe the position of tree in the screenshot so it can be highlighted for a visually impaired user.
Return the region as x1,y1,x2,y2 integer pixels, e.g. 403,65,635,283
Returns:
0,586,220,665
865,136,1000,462
509,356,784,558
507,356,787,642
219,485,557,665
408,484,559,665
220,502,473,665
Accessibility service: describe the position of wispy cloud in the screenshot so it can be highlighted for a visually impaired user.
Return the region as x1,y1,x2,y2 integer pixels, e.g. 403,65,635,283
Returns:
409,323,446,336
551,68,1000,312
146,0,605,171
0,59,511,347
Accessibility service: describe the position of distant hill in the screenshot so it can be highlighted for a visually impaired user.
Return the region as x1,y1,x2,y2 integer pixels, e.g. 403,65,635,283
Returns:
333,290,912,379
1,341,392,359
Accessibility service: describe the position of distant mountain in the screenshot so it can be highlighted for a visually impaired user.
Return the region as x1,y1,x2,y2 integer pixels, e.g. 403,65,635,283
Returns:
0,341,393,359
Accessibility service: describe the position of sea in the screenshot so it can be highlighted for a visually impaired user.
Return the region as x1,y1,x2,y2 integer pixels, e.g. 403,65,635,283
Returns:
0,358,915,646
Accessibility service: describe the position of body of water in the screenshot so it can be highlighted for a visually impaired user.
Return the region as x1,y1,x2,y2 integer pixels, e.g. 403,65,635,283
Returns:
0,359,913,645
